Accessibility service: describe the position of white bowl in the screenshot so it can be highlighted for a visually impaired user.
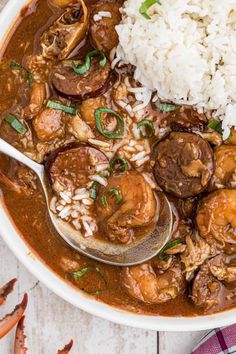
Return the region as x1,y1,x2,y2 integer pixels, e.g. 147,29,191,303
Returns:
1,0,236,331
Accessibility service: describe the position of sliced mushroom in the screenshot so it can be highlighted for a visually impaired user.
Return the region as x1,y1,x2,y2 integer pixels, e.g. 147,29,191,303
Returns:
40,0,88,60
90,0,122,53
45,144,108,192
152,132,214,198
51,57,113,99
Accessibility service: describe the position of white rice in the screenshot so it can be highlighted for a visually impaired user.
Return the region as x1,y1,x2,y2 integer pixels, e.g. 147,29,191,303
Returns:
50,180,100,237
142,172,157,189
115,0,236,139
93,11,112,22
130,150,146,162
89,174,108,186
88,138,111,148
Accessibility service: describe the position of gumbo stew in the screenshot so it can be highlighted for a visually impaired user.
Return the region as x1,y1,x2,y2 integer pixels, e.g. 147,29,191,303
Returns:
1,0,236,316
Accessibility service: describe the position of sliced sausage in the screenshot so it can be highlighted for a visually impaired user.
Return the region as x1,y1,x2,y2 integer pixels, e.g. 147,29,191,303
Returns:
152,132,214,198
51,57,112,99
90,0,122,53
163,107,207,133
191,260,223,310
46,144,108,192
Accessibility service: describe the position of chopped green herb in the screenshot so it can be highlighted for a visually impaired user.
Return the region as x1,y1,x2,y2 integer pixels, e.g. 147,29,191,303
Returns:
27,72,34,86
72,50,106,75
137,119,155,138
99,172,109,177
89,182,99,200
72,265,107,295
95,108,125,139
10,61,22,70
139,0,161,19
109,157,129,173
155,102,177,113
158,239,184,260
101,188,122,208
5,114,27,135
207,119,223,134
46,100,78,115
10,61,33,85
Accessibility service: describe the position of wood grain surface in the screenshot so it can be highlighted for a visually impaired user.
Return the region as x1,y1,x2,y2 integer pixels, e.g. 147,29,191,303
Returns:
0,1,206,352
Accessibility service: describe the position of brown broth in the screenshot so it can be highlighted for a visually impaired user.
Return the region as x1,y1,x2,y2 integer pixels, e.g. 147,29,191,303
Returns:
1,0,236,317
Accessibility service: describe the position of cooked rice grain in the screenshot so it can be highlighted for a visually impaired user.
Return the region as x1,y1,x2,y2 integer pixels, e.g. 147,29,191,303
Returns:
116,0,236,139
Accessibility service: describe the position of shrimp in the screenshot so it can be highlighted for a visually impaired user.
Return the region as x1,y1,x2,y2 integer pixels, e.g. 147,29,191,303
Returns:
33,108,65,142
96,171,157,243
80,97,106,128
210,145,236,190
196,189,236,253
121,258,185,304
24,82,46,119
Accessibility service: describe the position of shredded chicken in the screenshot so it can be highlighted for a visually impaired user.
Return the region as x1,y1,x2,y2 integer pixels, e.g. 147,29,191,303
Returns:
209,254,236,283
68,115,94,142
181,233,216,281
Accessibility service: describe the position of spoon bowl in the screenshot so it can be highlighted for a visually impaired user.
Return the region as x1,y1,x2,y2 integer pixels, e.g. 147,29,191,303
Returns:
0,138,173,266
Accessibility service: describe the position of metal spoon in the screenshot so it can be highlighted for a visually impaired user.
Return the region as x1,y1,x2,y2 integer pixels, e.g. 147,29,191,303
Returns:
0,138,173,266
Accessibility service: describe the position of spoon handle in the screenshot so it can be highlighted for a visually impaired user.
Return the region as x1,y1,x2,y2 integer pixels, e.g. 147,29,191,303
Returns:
0,138,43,177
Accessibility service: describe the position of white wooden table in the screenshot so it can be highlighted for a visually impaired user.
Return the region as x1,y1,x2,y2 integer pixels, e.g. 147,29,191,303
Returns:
0,1,207,352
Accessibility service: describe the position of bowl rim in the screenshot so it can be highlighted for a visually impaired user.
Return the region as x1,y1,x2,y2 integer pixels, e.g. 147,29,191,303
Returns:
1,0,236,332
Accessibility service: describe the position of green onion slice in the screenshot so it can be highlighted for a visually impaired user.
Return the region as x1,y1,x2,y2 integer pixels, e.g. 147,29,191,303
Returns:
137,119,155,138
72,50,106,75
158,239,184,260
10,61,33,85
207,119,223,134
109,157,129,173
155,102,177,113
99,172,109,177
139,0,161,19
95,108,125,139
89,182,99,200
101,188,122,208
72,265,107,295
10,61,22,70
5,114,27,134
46,100,78,115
